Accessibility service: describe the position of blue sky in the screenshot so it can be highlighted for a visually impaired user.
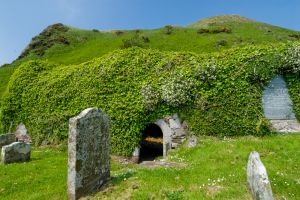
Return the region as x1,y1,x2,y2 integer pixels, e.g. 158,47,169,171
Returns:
0,0,299,65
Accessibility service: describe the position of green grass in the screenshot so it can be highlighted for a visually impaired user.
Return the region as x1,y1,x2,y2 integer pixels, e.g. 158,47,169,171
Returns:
1,134,299,199
0,65,16,98
0,15,299,100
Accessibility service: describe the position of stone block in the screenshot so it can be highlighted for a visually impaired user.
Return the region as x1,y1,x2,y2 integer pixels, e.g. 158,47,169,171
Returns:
15,123,31,143
247,151,274,200
0,134,16,148
68,107,110,200
1,142,31,164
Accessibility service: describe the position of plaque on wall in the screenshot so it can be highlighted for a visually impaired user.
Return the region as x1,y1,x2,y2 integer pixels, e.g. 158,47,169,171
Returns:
262,75,296,120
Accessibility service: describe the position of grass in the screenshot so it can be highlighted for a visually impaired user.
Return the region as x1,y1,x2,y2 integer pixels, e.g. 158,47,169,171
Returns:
0,65,15,98
0,134,299,199
0,15,299,100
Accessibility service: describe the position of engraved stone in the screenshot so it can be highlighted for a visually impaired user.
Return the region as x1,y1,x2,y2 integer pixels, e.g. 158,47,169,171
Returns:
262,75,296,120
68,108,110,200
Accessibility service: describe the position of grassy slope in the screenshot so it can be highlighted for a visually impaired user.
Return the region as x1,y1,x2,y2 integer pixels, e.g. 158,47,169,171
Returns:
0,15,299,99
0,135,299,199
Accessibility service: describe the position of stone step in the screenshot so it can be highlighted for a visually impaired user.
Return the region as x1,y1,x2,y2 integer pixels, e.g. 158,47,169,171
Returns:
270,119,300,133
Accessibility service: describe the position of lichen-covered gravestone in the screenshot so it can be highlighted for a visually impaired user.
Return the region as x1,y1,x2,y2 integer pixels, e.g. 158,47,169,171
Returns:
1,142,31,164
68,108,110,200
247,151,274,200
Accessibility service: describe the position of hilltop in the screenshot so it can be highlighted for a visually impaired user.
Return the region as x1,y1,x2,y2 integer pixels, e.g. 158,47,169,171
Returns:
0,15,299,98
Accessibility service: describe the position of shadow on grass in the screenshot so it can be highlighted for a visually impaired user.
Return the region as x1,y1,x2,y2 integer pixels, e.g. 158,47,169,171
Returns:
85,170,136,197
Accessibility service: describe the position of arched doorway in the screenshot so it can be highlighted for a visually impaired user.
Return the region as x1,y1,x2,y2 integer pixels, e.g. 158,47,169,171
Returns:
139,123,163,162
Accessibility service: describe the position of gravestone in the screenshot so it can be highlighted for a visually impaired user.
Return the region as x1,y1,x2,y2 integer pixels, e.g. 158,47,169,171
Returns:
262,75,295,120
262,75,300,132
15,123,32,143
1,142,31,164
68,108,110,200
247,151,274,200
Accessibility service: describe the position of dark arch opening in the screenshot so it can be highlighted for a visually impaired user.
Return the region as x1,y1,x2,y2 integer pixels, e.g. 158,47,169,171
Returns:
139,123,163,162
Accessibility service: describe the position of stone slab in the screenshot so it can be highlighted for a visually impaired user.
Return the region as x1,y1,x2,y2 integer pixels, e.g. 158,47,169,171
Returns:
270,119,300,133
68,108,110,200
247,151,274,200
1,142,31,164
262,75,296,120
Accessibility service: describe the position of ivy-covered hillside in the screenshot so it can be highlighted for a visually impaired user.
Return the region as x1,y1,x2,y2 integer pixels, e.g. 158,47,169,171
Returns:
1,15,299,99
1,43,300,156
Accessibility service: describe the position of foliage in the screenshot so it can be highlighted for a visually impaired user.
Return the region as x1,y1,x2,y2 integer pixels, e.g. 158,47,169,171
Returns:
283,44,300,75
141,84,160,111
161,73,196,107
164,25,174,35
18,23,70,59
1,43,298,155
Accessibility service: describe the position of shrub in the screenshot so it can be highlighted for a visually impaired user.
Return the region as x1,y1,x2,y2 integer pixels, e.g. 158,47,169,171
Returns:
121,36,144,48
18,23,70,59
161,73,195,107
164,25,174,35
197,28,210,34
115,30,124,36
141,84,161,111
195,60,218,84
283,44,300,75
92,29,99,32
216,40,228,47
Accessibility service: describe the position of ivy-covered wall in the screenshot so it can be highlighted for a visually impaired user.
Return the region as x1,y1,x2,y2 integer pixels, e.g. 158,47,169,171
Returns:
1,43,299,156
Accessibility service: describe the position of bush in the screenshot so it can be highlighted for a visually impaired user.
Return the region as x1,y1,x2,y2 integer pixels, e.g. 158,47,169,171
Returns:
197,28,210,34
18,23,70,59
161,73,196,107
164,25,174,35
141,84,160,111
283,44,300,75
2,44,295,155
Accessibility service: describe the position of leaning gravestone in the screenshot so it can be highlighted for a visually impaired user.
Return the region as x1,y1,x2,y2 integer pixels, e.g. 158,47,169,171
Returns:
68,108,110,200
247,151,274,200
1,142,31,164
262,75,300,132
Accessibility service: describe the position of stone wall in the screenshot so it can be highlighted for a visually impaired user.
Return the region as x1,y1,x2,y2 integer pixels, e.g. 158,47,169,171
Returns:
68,107,110,200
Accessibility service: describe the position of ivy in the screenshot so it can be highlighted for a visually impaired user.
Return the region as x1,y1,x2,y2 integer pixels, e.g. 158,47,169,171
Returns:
1,43,299,155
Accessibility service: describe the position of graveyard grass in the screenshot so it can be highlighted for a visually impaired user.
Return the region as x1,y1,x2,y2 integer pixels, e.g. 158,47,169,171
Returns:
0,134,299,200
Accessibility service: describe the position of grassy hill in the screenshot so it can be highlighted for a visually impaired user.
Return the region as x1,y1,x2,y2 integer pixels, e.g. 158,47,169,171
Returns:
0,15,299,98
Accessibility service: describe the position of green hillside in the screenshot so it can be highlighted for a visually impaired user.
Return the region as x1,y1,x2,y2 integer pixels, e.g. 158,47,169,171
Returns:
0,15,299,99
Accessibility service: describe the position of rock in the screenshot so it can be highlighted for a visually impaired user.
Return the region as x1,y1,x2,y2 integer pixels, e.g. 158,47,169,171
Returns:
0,134,16,148
15,123,31,143
68,107,110,200
131,147,140,163
247,151,274,200
1,142,31,164
187,135,198,148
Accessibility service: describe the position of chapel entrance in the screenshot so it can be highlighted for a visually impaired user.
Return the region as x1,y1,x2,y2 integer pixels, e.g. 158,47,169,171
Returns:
139,123,163,162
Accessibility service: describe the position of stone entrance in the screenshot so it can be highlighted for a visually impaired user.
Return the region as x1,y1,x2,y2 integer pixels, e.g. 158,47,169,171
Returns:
139,124,163,162
133,113,187,162
262,75,300,132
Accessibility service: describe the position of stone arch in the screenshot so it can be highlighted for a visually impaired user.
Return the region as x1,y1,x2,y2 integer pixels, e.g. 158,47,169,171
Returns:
132,113,187,162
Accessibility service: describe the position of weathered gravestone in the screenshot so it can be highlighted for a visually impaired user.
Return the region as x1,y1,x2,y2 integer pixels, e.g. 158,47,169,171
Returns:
1,142,31,164
247,151,274,200
15,123,32,143
262,75,300,132
68,108,110,200
0,134,16,148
